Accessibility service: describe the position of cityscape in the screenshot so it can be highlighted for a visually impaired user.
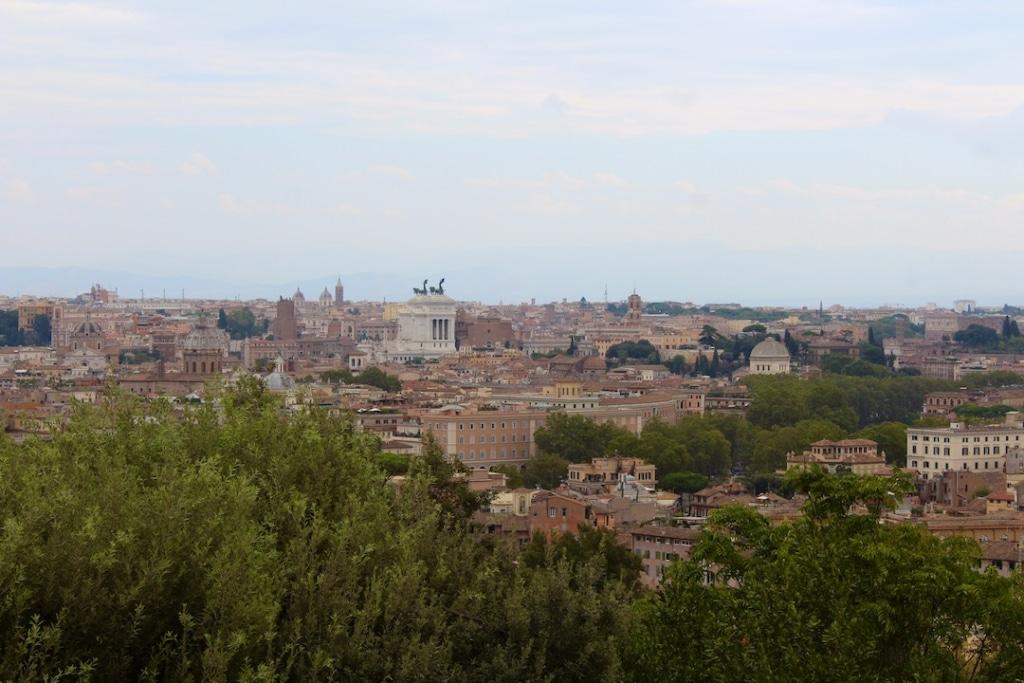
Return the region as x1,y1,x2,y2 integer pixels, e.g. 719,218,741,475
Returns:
3,1,1024,680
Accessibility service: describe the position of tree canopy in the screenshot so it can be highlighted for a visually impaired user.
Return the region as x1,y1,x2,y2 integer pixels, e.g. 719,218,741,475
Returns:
626,469,1024,682
0,382,632,680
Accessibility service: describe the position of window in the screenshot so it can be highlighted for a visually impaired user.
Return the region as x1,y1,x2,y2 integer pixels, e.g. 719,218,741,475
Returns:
548,508,556,518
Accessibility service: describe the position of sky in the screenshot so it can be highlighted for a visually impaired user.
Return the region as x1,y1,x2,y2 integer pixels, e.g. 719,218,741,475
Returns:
2,0,1024,306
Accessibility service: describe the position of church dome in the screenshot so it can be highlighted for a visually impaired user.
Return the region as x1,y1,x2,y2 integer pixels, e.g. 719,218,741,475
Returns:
182,323,228,351
74,319,104,335
750,338,790,360
263,357,295,390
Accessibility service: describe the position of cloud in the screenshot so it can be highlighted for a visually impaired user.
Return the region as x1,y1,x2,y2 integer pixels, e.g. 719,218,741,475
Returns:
66,186,100,201
5,177,33,203
178,152,216,176
593,173,627,188
368,165,412,180
218,192,297,216
90,160,154,175
521,192,579,216
336,165,414,183
2,3,1023,137
0,0,139,26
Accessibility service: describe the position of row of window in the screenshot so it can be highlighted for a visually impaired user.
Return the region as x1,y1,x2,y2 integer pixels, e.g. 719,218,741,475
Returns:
636,549,681,561
456,421,525,430
458,448,524,460
912,460,1001,471
457,434,529,445
912,434,1021,443
913,445,1006,456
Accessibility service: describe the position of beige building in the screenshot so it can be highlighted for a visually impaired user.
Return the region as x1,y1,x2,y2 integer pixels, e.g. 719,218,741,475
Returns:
631,525,701,589
567,456,657,492
421,408,545,470
786,439,887,475
907,412,1024,478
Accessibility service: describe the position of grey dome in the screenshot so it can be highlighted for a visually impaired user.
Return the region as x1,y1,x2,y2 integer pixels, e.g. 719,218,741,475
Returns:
750,338,790,360
182,323,228,351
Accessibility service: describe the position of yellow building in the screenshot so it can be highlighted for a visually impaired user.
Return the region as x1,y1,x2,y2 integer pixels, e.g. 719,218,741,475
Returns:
17,301,62,333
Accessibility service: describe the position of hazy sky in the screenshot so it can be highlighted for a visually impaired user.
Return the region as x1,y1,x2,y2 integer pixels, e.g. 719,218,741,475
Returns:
2,1,1024,304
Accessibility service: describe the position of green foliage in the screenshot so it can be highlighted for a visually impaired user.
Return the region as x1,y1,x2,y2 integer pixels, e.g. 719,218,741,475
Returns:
853,421,908,466
656,306,789,322
663,354,690,375
319,366,401,392
956,404,1016,420
0,311,52,347
783,329,799,358
626,469,1024,682
869,314,925,341
119,348,162,365
0,310,24,346
534,412,630,463
955,324,1000,349
605,339,660,365
658,471,709,494
0,384,631,680
961,371,1023,389
491,464,524,489
1002,315,1021,338
742,323,767,334
319,368,355,384
217,307,268,340
748,419,845,473
377,451,411,475
31,314,52,346
522,453,569,489
520,526,643,590
857,340,887,365
822,353,890,377
745,374,955,430
535,413,734,478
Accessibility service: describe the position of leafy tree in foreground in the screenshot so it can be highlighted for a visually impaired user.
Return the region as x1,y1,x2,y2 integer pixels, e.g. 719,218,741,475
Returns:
520,525,643,591
0,381,629,680
626,469,1024,682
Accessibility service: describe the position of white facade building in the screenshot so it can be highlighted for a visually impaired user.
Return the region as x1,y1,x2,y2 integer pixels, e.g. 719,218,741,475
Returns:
907,412,1024,478
371,290,458,362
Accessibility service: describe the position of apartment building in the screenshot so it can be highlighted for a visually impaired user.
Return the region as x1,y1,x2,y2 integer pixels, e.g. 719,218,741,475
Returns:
907,412,1024,478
